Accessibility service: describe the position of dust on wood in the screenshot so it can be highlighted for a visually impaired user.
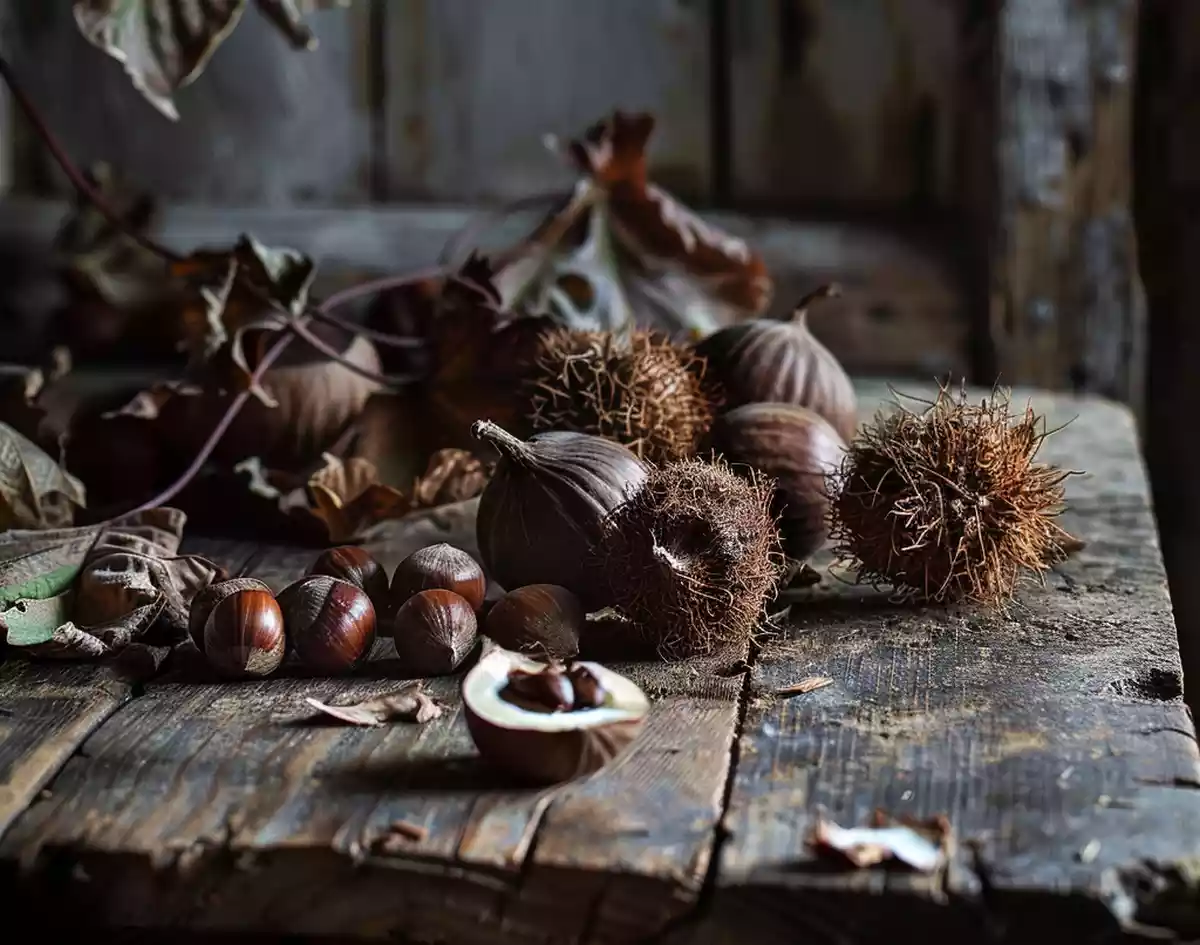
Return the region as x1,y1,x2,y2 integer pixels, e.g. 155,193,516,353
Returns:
697,383,1200,944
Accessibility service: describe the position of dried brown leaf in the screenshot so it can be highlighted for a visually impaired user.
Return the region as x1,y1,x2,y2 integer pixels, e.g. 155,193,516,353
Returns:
409,449,490,510
305,453,411,543
776,676,833,697
304,684,443,726
492,110,772,335
0,423,87,531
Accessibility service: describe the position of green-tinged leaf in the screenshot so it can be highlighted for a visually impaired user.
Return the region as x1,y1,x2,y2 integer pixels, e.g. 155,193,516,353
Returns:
2,593,76,648
73,1,250,121
0,565,84,609
2,510,224,661
0,423,87,531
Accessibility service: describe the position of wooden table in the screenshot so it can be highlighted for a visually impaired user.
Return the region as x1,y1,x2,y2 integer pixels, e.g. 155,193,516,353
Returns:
1,381,1197,945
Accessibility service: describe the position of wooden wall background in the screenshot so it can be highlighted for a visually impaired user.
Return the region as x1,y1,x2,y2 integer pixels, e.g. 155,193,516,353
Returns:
1,0,966,209
0,0,1143,415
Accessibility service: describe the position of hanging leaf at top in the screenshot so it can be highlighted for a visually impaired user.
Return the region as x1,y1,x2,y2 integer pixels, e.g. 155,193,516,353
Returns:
488,110,774,338
0,423,87,531
73,0,351,121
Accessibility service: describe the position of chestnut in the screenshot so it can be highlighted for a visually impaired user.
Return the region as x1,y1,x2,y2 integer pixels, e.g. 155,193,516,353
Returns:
390,543,486,614
307,545,389,614
189,578,273,651
484,584,584,660
392,589,478,677
462,649,649,784
278,574,377,674
203,588,286,678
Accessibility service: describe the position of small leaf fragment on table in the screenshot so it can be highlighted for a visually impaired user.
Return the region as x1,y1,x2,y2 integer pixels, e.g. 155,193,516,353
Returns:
304,683,443,726
0,423,87,531
776,676,834,698
808,813,952,872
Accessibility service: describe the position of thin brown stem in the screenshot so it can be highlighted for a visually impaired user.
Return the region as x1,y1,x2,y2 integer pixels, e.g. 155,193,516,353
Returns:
286,317,421,387
309,309,425,348
0,55,184,265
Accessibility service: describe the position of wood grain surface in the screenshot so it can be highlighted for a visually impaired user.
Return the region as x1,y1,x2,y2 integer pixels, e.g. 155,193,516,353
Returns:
1,382,1194,945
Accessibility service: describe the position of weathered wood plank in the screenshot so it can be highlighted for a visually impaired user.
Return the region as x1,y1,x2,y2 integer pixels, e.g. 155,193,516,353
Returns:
0,537,255,842
1,504,742,942
958,0,1145,407
729,0,959,208
695,382,1200,944
5,2,371,204
382,0,712,201
0,197,971,379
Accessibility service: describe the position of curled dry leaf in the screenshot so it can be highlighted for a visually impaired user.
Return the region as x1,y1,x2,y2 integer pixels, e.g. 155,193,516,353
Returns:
74,0,348,121
0,351,70,456
304,683,443,726
0,508,224,659
491,110,772,335
0,423,87,531
808,812,952,873
409,449,490,510
236,452,410,545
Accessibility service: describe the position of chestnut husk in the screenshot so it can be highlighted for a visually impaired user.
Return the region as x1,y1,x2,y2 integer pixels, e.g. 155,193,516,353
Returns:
707,402,847,563
484,584,584,660
462,648,649,785
694,285,857,443
392,588,478,676
390,543,487,615
189,577,274,651
278,574,377,674
472,419,648,605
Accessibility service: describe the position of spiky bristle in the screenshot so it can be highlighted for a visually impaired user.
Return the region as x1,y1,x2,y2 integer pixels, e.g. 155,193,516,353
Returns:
828,384,1079,606
596,457,784,658
527,329,714,463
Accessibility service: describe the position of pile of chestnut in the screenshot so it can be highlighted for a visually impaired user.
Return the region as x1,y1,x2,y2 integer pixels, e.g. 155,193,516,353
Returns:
189,542,589,680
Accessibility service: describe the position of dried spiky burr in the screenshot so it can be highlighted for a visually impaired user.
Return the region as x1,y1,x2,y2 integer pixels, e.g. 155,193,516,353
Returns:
526,328,714,464
596,457,785,658
828,384,1079,605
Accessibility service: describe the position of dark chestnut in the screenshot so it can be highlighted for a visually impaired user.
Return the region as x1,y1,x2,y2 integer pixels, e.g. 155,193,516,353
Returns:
501,666,575,713
392,589,478,677
484,584,584,660
189,578,273,651
390,543,487,613
307,545,389,612
203,588,286,678
278,575,377,674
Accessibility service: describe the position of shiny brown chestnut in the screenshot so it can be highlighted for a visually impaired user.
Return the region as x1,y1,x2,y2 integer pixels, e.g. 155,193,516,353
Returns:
278,574,377,674
392,588,478,676
390,543,487,613
189,577,273,651
203,588,286,678
307,545,389,613
484,584,584,660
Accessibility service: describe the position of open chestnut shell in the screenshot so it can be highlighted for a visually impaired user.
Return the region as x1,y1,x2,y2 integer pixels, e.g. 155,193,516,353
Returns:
461,649,649,785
